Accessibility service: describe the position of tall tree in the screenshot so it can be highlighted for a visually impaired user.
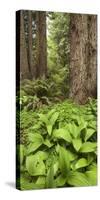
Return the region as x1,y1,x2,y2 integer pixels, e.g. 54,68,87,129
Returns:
27,11,33,78
36,11,47,78
69,14,97,104
20,10,30,79
86,15,97,98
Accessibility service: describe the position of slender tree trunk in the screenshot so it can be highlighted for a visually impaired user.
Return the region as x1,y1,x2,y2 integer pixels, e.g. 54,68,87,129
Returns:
36,11,47,78
27,11,33,79
20,10,30,79
69,14,97,104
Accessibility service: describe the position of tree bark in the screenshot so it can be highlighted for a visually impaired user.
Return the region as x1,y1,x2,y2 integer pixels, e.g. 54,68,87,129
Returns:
86,15,97,98
27,11,33,78
20,10,30,79
36,11,47,78
69,14,97,104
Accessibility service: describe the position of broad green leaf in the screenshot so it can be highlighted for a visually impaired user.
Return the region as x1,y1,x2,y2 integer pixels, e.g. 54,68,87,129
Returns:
67,123,80,138
35,151,48,160
87,154,94,165
79,142,97,153
28,133,43,143
47,124,52,135
36,176,46,186
26,134,44,154
72,138,82,151
65,149,77,161
88,121,96,129
47,109,55,118
55,174,67,187
43,139,53,147
87,162,97,171
85,170,97,185
67,171,90,186
50,112,59,126
46,165,55,188
54,161,59,175
85,128,95,141
59,146,70,176
38,113,49,125
26,155,45,176
53,128,72,143
75,158,88,169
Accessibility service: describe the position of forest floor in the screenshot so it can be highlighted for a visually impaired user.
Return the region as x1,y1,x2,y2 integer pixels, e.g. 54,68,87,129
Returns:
16,97,97,190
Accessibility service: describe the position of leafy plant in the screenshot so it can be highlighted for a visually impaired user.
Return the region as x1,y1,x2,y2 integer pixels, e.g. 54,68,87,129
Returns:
16,99,97,190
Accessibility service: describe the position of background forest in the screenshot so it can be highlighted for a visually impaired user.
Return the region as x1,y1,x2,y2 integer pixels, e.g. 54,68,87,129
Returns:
16,11,97,190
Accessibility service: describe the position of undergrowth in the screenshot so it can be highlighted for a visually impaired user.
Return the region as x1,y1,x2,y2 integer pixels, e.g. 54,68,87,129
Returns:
16,98,97,189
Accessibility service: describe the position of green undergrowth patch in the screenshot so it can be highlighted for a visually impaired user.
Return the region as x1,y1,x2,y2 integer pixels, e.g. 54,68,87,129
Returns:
16,98,97,190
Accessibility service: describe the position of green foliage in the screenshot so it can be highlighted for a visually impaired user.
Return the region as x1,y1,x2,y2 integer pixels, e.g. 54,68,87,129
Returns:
47,12,70,97
16,99,97,189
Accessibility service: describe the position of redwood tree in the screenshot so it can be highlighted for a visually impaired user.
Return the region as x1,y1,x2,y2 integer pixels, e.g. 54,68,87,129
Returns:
69,14,97,104
36,11,47,78
20,10,30,79
27,11,33,79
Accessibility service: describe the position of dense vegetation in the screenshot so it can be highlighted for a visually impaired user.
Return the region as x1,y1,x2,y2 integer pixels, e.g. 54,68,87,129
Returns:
16,11,97,190
16,82,97,189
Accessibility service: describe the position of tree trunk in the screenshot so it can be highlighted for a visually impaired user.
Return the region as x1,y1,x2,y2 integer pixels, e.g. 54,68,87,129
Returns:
36,11,47,78
86,15,97,98
69,14,97,104
27,11,33,79
20,10,30,79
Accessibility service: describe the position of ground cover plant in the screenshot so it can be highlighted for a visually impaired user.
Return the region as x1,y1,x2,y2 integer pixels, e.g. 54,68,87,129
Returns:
16,98,97,190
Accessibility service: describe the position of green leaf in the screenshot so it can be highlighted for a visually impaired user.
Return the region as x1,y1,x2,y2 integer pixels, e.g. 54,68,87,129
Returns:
87,162,97,171
28,133,43,143
26,155,45,176
67,171,90,186
85,170,97,185
43,139,53,147
72,138,82,151
36,176,46,187
67,123,80,138
53,128,72,143
55,174,67,187
47,109,55,119
50,112,59,126
85,128,95,141
35,151,48,160
47,124,52,135
27,134,44,154
38,113,49,125
59,146,70,176
65,149,77,161
75,158,88,169
46,165,55,188
53,161,59,175
79,142,97,153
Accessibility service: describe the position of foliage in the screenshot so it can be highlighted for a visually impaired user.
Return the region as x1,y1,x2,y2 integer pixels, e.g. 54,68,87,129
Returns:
17,77,69,112
47,12,70,97
16,99,97,189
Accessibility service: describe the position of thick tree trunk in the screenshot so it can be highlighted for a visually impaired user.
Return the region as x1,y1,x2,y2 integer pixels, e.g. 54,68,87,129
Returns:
20,10,30,79
28,11,33,78
69,14,97,104
36,11,47,78
86,15,97,98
